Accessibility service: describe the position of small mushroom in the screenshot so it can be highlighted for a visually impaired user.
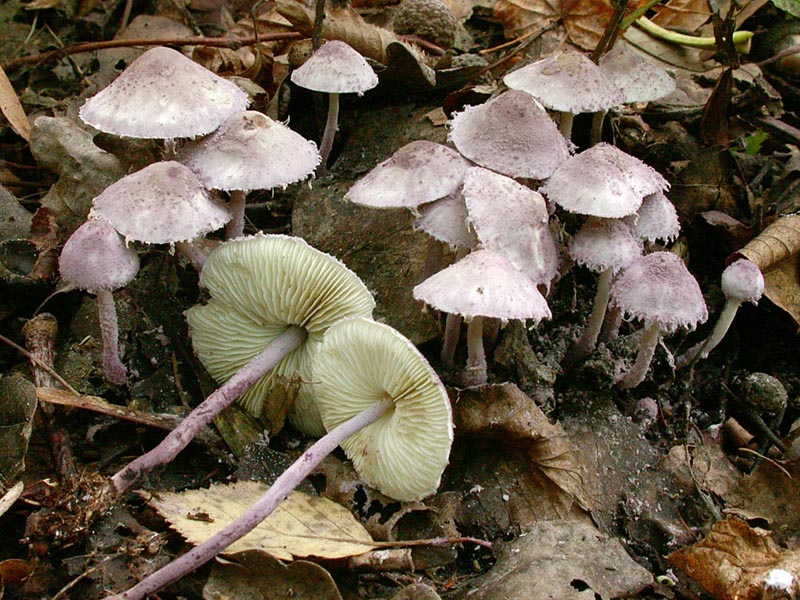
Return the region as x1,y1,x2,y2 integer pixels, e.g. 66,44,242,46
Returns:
89,161,231,270
598,43,676,104
114,318,452,600
563,217,643,367
540,143,668,219
59,219,139,385
610,252,708,389
623,190,681,246
179,110,320,238
448,90,572,180
110,234,375,495
290,40,378,174
676,258,764,368
502,49,624,139
79,46,249,140
413,249,551,386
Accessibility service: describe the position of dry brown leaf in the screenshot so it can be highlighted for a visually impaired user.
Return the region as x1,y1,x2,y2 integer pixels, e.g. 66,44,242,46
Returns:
0,65,30,141
204,550,343,600
650,0,710,31
454,382,593,517
668,517,800,600
276,0,398,63
146,481,378,561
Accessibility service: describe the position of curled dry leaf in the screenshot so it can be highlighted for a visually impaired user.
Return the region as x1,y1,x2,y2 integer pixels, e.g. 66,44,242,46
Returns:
668,517,800,600
736,214,800,329
276,0,399,63
0,64,30,141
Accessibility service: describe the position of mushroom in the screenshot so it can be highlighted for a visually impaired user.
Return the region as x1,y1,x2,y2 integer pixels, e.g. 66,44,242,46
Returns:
79,46,249,141
623,190,681,246
111,318,452,600
59,219,139,385
413,249,551,386
676,258,764,368
448,90,572,180
563,217,643,367
540,142,668,219
89,161,231,270
598,43,676,105
502,49,624,139
110,233,375,495
462,166,559,290
179,110,320,239
609,252,708,389
345,140,471,210
290,40,378,174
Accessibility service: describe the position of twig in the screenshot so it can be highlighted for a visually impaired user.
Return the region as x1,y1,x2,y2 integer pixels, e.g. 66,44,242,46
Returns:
2,33,302,72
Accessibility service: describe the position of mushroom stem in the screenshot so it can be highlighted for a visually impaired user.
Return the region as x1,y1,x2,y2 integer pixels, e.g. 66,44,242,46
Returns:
225,190,248,239
558,112,574,139
675,300,742,368
317,92,340,175
464,315,487,386
96,289,128,385
109,395,394,600
440,313,461,368
616,321,661,389
175,240,209,272
111,325,308,494
590,110,606,146
564,268,613,368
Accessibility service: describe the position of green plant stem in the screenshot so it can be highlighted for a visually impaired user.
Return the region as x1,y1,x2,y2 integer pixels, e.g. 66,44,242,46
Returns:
636,16,752,54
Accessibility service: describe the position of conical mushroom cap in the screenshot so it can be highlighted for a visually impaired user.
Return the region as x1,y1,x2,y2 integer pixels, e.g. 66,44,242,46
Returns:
291,40,378,94
79,46,249,139
415,189,478,249
569,217,642,274
413,249,551,322
540,143,668,218
503,50,624,113
463,167,558,286
610,252,707,334
186,234,376,436
313,318,453,501
346,141,471,209
449,90,571,179
59,219,139,293
90,161,231,244
598,44,675,104
179,111,320,192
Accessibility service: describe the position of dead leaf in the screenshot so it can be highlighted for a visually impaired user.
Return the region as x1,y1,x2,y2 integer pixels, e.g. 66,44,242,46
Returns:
651,0,711,32
276,0,400,63
203,550,343,600
668,517,800,600
0,65,30,141
146,481,378,561
456,520,653,599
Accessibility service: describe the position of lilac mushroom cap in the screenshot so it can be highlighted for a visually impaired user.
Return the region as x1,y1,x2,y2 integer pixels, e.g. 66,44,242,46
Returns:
89,161,231,245
610,252,707,388
449,90,571,180
598,44,676,104
462,166,559,287
346,141,471,210
290,40,379,95
79,46,249,139
415,189,479,250
540,143,668,219
59,219,140,385
179,111,320,192
624,191,680,244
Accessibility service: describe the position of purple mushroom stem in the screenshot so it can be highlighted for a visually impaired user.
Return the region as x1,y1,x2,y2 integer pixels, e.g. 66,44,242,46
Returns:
107,395,394,600
96,289,127,385
225,190,248,239
110,326,307,495
175,241,209,272
616,321,661,390
565,268,613,366
464,315,487,386
317,92,340,175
